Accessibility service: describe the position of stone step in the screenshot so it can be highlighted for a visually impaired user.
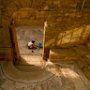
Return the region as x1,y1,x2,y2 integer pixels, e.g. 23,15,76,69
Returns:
49,48,79,63
73,45,90,56
18,55,45,66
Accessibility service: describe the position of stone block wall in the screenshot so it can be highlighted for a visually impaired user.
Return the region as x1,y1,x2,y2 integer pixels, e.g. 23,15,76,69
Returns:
45,18,90,48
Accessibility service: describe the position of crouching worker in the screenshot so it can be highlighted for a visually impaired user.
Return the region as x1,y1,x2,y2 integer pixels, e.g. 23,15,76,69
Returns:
27,41,37,49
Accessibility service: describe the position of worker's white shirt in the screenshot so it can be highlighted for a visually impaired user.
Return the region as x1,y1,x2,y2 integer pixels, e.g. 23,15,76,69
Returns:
27,41,32,47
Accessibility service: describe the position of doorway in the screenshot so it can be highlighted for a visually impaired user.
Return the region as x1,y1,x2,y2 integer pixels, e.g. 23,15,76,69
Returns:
15,26,44,65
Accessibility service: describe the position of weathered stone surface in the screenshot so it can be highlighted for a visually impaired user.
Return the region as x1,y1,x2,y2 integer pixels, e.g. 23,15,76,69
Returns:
0,61,90,90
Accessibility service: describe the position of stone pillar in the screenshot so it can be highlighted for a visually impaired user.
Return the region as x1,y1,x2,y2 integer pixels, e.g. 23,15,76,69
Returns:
43,21,50,60
9,20,20,64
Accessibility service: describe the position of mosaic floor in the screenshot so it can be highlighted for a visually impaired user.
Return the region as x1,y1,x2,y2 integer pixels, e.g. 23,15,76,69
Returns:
0,61,90,90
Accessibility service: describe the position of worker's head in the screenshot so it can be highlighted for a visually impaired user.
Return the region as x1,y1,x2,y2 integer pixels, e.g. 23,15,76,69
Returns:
32,41,35,43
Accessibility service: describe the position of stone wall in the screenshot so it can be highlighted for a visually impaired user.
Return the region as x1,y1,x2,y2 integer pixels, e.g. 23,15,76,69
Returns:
45,17,90,48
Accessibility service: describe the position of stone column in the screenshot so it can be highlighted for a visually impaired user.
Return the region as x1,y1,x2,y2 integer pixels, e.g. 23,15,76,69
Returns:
43,21,50,60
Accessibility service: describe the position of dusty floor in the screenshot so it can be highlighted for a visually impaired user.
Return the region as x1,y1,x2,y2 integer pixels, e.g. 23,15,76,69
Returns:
0,61,90,90
16,26,44,65
16,26,43,54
